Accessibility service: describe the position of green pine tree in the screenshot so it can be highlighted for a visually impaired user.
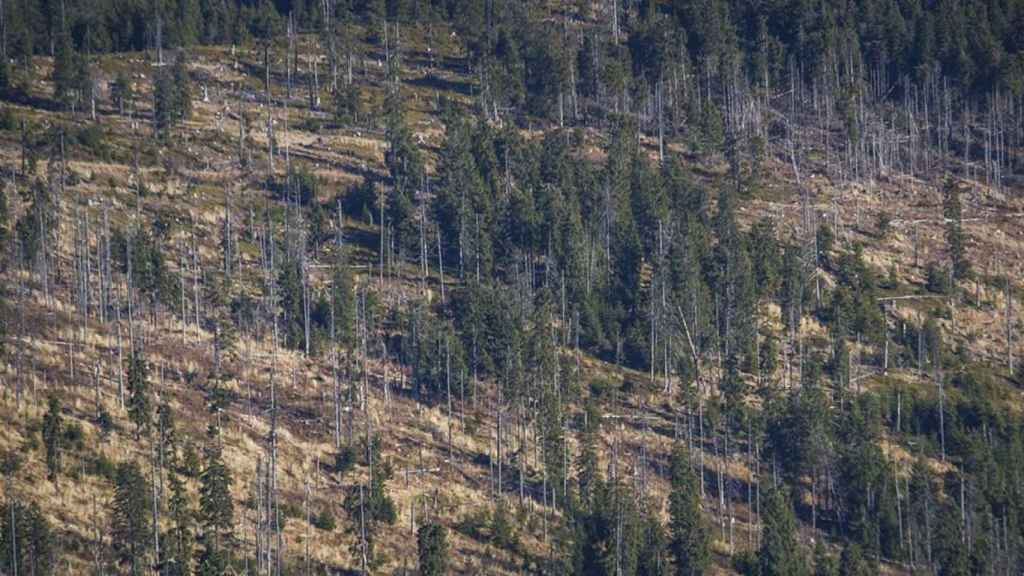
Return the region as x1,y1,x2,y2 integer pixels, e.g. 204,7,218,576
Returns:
162,472,194,576
330,251,356,347
759,486,807,576
112,461,151,576
838,542,876,576
171,50,192,122
52,34,76,109
41,394,62,482
198,436,234,548
127,351,152,438
417,522,449,576
668,445,710,576
0,499,56,576
153,66,175,137
942,176,971,280
342,435,396,568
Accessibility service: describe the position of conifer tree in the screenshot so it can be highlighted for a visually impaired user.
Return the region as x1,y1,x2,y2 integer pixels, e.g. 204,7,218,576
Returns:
127,351,152,438
934,503,970,576
334,83,363,125
343,435,396,569
198,433,234,548
41,394,62,482
942,176,970,280
162,472,194,576
52,34,76,109
668,445,709,576
759,487,807,576
813,541,838,576
330,252,355,347
112,461,151,576
171,50,192,122
0,499,56,576
838,543,876,576
417,522,449,576
111,71,134,115
0,57,10,95
153,66,175,137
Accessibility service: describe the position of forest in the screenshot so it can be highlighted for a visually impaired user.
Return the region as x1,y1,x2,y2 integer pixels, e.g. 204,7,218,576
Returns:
0,0,1023,574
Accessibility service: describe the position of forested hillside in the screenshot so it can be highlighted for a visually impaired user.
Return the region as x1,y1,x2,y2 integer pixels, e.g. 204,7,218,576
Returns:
0,1,1023,575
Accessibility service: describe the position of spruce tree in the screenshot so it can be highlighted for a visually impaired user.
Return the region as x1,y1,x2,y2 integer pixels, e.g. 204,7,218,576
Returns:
330,252,355,347
154,67,175,137
342,435,396,568
112,461,151,576
0,57,10,95
198,434,234,549
52,34,76,109
759,486,807,576
417,522,449,576
171,50,192,122
934,503,970,576
0,499,56,576
942,176,970,280
111,71,134,115
162,472,194,576
812,541,838,576
41,394,62,482
127,351,152,438
668,445,709,576
334,83,363,125
838,542,876,576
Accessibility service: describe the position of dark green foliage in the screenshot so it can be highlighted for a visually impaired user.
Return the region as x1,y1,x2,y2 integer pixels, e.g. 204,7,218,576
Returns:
16,179,58,268
490,499,518,552
126,351,151,437
926,261,952,294
312,508,336,531
162,472,195,576
638,505,668,576
110,71,134,114
417,522,449,576
52,34,76,109
942,177,970,280
668,446,709,576
409,305,466,406
838,543,876,576
198,437,234,545
329,252,356,347
759,487,807,576
812,542,838,576
41,394,62,482
383,90,425,255
333,445,356,477
0,499,56,576
112,461,151,575
342,435,396,567
154,50,192,136
114,226,177,306
0,58,10,96
287,167,319,206
277,257,307,351
767,369,832,493
433,117,490,278
934,503,970,576
334,83,364,125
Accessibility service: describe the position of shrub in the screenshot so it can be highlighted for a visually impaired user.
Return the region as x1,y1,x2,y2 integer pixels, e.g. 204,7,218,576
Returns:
334,445,356,478
88,452,117,481
312,508,336,531
926,262,951,294
0,107,16,131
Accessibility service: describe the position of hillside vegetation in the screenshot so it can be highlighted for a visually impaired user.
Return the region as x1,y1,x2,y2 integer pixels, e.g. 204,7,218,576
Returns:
1,1,1024,575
